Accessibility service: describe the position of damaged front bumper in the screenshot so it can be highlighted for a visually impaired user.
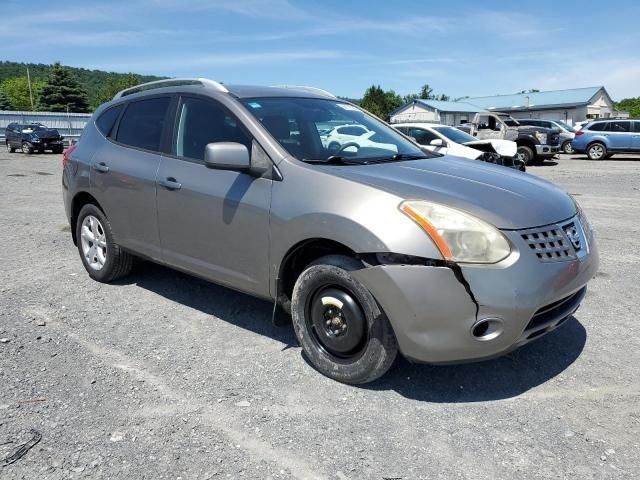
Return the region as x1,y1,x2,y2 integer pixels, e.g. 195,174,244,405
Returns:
352,229,599,364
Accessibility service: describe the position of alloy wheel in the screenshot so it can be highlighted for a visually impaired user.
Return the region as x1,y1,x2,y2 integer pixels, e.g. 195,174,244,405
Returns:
80,215,107,271
589,144,604,160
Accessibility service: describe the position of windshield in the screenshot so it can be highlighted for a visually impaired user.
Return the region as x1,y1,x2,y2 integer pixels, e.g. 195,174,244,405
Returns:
241,97,427,163
431,126,477,144
554,120,575,132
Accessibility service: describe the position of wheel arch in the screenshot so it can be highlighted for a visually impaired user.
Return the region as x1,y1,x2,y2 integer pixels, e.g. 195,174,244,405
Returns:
70,191,105,245
277,238,357,311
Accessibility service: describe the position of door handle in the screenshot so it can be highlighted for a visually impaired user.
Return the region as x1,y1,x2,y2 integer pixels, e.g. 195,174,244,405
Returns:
159,177,182,191
93,162,109,173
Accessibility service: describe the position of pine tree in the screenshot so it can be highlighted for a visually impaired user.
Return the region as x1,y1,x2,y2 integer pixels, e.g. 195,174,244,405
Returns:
38,62,89,112
0,88,12,110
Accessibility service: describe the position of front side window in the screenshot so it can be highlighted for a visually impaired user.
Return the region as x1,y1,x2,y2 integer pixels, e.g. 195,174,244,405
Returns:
241,97,426,163
432,126,477,144
116,97,170,152
174,97,251,161
407,127,438,145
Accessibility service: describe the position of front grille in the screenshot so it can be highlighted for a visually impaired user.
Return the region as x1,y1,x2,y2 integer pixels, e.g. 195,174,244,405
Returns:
548,132,560,146
520,226,575,262
522,287,586,339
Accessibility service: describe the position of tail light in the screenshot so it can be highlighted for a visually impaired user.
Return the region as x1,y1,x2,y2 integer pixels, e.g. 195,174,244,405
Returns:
575,130,584,137
62,142,77,169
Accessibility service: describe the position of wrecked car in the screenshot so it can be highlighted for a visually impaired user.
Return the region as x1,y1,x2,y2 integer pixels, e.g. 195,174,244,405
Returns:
393,122,525,171
63,79,599,384
460,112,561,165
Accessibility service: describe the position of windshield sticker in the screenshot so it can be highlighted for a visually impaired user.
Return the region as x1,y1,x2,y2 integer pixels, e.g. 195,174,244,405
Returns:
336,103,359,111
248,102,262,109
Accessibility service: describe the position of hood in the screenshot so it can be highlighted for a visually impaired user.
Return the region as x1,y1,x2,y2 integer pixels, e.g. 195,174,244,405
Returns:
30,129,60,139
463,139,517,157
322,157,576,230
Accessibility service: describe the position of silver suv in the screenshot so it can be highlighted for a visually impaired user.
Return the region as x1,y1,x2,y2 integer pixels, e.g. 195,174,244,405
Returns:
62,79,599,384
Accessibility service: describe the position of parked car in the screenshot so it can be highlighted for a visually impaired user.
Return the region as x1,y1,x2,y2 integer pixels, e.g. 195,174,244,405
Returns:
323,124,398,154
5,122,64,154
63,78,598,384
393,122,524,171
460,112,561,165
572,119,640,160
516,119,576,154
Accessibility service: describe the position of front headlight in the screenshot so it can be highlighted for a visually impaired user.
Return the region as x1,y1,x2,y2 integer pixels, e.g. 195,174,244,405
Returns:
400,200,511,264
534,131,547,144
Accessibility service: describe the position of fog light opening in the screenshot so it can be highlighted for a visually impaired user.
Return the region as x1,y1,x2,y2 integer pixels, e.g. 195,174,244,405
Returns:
471,318,504,341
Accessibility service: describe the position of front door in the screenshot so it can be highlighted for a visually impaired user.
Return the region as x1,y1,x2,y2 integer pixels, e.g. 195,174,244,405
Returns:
156,95,272,297
475,115,504,140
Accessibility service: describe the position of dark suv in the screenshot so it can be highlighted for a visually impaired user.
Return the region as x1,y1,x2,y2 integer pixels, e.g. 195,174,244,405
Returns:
5,122,64,154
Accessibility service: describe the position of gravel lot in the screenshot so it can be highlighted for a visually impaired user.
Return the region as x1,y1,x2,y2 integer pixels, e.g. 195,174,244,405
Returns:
1,150,639,479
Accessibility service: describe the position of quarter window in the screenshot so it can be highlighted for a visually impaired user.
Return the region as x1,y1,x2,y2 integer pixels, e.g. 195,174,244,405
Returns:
175,97,252,161
634,121,640,133
96,104,123,137
116,97,171,152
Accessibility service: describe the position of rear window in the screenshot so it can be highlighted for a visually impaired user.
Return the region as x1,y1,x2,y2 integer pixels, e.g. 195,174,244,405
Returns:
96,105,123,137
116,97,171,152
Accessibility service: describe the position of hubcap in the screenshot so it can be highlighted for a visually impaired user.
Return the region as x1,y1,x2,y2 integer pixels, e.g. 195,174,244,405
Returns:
590,145,604,159
307,287,367,359
80,215,107,271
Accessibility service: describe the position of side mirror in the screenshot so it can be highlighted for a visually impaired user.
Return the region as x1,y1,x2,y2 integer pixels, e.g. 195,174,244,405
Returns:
430,138,444,147
204,142,250,171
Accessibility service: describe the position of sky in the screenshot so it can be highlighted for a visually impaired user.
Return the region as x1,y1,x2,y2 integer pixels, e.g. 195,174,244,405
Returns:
2,0,640,100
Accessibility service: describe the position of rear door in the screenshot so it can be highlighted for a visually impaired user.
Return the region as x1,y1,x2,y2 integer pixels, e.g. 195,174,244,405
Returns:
632,121,640,150
155,94,272,297
90,96,173,259
605,121,632,150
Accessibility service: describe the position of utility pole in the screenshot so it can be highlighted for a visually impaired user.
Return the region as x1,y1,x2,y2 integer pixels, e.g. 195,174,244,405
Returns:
26,67,34,111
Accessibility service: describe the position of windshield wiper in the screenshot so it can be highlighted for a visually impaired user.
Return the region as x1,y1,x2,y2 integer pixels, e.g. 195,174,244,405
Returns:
302,156,363,165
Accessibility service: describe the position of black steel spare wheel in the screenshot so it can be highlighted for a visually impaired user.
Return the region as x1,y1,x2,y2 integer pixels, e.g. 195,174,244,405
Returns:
291,255,398,384
308,287,367,359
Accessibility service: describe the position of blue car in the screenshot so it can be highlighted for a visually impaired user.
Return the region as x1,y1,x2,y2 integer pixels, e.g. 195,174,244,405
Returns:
572,119,640,160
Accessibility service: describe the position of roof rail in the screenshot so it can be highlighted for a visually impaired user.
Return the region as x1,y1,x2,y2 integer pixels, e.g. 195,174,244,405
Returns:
113,78,228,100
272,85,336,98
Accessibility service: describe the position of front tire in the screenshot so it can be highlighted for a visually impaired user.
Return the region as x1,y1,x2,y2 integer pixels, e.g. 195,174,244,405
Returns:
516,145,536,165
587,142,607,160
291,255,398,384
21,142,33,154
76,204,133,282
6,142,15,153
562,140,574,154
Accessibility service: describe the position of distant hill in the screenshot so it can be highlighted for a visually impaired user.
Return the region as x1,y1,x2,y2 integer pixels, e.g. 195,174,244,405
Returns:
0,61,165,110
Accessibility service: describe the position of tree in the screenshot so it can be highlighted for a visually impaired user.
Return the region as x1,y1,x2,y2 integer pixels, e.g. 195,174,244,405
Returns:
0,77,45,110
0,88,12,110
38,62,90,112
360,85,405,120
418,84,434,99
615,97,640,118
92,73,141,109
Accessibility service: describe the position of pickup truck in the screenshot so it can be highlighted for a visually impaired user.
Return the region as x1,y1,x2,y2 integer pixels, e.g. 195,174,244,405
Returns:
460,112,560,165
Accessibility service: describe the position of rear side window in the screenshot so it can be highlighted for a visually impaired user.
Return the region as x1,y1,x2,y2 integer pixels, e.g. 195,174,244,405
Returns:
96,105,123,137
116,97,171,152
634,122,640,133
610,121,630,132
588,122,606,131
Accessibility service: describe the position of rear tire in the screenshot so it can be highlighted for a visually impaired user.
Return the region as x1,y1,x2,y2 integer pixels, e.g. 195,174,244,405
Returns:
6,142,15,153
291,255,398,384
76,204,133,283
562,140,574,154
21,142,33,154
587,142,607,160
